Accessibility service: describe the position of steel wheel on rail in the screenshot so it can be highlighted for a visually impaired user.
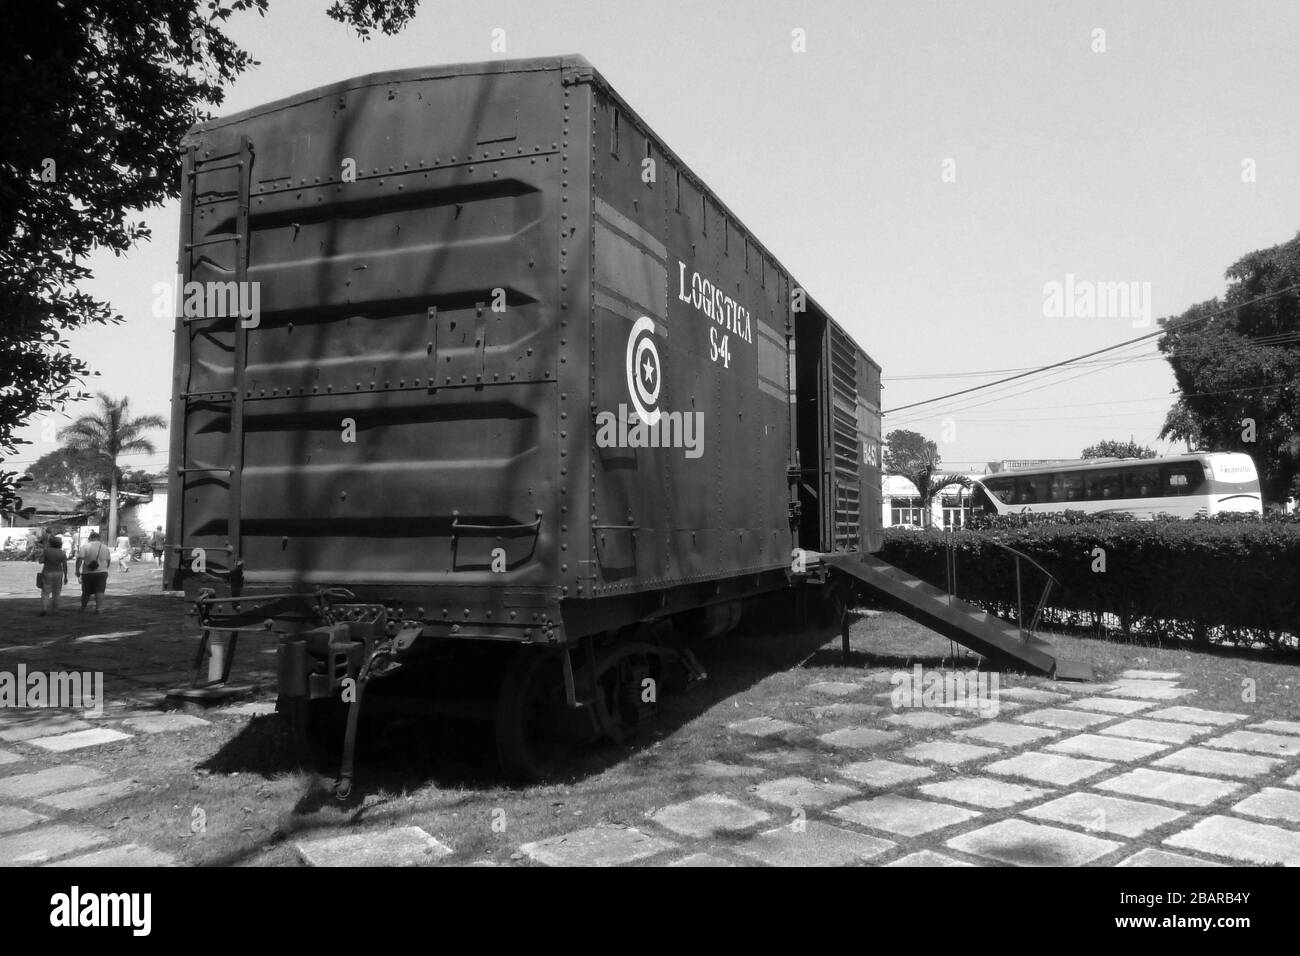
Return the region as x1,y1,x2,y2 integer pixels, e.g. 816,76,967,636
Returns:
495,648,570,782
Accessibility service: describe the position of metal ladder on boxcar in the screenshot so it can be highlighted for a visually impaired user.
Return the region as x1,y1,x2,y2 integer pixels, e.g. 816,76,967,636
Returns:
172,136,255,693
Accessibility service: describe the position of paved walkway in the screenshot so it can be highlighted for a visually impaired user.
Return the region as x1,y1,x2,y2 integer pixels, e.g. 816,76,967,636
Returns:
502,670,1300,866
2,594,1298,867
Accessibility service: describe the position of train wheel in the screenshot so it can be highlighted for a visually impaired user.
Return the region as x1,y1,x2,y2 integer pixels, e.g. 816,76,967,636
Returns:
495,649,570,782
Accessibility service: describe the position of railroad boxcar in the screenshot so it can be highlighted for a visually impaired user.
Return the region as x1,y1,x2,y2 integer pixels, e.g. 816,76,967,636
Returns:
167,54,883,784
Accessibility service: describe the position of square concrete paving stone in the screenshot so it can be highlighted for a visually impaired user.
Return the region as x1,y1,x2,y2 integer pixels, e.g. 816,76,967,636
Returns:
521,825,675,867
1014,708,1114,731
44,843,177,867
1106,684,1195,701
0,824,111,865
0,748,22,766
0,717,92,743
733,821,896,866
898,741,1000,766
0,765,106,800
121,713,211,733
1117,848,1223,867
694,760,767,780
818,726,900,750
1231,787,1300,825
727,716,804,739
1248,719,1300,736
806,681,864,698
1100,718,1212,745
887,850,975,867
669,853,737,867
1046,733,1169,762
220,701,278,717
811,703,883,720
0,805,48,834
296,826,452,867
1165,815,1300,866
955,721,1060,748
985,752,1114,786
882,711,969,730
1023,792,1187,838
28,728,134,753
1119,670,1182,681
832,795,981,837
753,776,857,809
918,777,1049,810
995,687,1070,704
648,794,771,839
946,819,1122,867
746,749,822,768
37,779,138,812
1144,706,1246,726
1064,696,1155,715
1097,768,1242,807
1201,729,1300,758
837,759,934,788
1152,747,1282,780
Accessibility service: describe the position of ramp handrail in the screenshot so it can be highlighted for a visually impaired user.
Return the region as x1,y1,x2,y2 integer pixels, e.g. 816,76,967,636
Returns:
942,526,1059,642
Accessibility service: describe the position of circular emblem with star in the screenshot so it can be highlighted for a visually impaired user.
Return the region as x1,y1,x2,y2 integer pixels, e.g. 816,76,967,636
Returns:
626,316,661,426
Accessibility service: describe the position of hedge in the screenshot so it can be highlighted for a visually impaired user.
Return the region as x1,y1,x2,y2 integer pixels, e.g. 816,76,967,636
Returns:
877,514,1300,652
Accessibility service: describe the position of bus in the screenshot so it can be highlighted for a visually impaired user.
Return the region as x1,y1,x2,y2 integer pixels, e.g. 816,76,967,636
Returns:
969,453,1262,519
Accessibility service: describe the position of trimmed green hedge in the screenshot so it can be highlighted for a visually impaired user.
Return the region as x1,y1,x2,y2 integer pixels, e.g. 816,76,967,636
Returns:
878,515,1300,651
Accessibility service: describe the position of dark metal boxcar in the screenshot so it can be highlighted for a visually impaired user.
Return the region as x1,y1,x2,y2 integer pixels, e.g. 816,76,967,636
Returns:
167,55,882,780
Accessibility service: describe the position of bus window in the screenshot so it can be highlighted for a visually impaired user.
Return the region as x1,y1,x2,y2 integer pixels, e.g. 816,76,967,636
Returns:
1047,473,1066,502
1123,465,1160,499
1162,462,1203,496
1016,478,1041,504
1062,472,1083,502
984,477,1013,504
1084,470,1120,500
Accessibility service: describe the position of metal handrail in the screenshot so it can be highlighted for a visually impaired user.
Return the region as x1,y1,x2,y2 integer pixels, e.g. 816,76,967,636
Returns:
940,525,1059,642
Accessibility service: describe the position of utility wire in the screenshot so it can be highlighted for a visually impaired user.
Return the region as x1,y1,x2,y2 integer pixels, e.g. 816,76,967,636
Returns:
882,284,1300,415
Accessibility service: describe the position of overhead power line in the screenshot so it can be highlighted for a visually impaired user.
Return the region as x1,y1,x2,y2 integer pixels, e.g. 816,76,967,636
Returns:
882,284,1300,415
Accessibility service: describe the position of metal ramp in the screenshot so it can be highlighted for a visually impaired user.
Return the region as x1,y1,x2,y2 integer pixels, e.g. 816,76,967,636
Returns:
819,552,1093,681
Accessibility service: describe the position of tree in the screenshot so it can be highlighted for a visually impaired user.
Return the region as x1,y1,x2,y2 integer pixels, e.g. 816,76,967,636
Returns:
883,429,969,527
1158,232,1300,504
1080,440,1156,460
22,447,109,502
0,1,420,511
57,395,166,546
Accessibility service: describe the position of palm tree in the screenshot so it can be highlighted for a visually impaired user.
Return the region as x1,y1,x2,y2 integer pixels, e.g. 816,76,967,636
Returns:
58,394,166,546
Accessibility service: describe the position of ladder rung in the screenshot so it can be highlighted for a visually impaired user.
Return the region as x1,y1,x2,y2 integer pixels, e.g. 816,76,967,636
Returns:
188,160,245,176
175,466,233,474
180,389,235,401
185,233,242,250
170,544,236,553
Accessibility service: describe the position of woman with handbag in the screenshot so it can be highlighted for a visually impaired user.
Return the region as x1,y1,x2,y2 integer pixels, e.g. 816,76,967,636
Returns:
77,531,112,614
39,535,68,616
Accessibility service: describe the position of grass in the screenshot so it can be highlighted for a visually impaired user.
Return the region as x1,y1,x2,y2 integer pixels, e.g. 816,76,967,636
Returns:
2,567,1298,866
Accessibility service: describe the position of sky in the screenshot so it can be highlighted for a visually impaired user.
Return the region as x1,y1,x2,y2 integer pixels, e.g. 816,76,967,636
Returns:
11,0,1300,475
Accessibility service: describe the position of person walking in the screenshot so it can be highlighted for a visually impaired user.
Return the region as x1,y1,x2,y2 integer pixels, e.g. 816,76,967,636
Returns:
149,525,166,567
40,535,68,616
114,532,132,572
77,531,112,614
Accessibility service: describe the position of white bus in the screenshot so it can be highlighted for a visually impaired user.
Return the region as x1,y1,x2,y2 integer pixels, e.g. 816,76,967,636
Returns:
969,452,1262,519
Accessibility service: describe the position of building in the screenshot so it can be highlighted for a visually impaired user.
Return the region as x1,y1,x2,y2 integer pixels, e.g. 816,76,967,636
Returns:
882,473,980,529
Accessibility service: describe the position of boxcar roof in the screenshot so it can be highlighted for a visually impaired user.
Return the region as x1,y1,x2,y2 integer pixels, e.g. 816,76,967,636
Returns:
187,54,878,374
